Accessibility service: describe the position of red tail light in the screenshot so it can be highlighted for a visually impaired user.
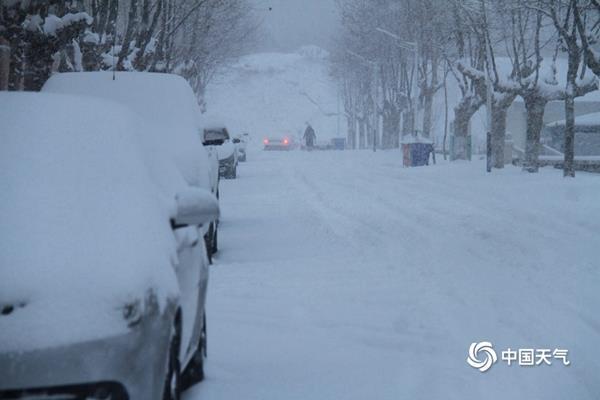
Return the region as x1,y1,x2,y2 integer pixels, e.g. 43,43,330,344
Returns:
283,138,289,145
263,138,269,145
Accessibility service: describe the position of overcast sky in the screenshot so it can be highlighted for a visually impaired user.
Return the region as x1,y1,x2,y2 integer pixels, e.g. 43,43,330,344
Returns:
251,0,340,52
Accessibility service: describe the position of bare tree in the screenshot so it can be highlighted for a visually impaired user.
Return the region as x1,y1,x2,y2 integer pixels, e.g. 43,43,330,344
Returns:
543,0,596,176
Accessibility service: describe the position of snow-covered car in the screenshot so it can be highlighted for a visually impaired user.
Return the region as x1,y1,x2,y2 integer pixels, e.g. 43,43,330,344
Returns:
203,126,238,179
203,144,220,258
42,71,220,262
234,133,250,162
0,92,219,400
263,135,297,150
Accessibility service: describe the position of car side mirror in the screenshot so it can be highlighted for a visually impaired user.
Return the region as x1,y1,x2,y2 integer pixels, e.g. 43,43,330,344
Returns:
171,188,219,229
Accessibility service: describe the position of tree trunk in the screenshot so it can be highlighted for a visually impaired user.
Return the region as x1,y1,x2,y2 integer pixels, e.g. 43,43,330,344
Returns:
402,109,414,136
358,117,366,149
443,76,449,160
563,47,579,178
452,102,473,160
491,104,507,168
422,88,434,138
453,104,471,138
365,121,371,148
563,90,576,177
523,96,547,173
347,115,356,149
389,107,401,149
0,38,9,91
117,0,139,71
382,112,390,149
382,101,400,149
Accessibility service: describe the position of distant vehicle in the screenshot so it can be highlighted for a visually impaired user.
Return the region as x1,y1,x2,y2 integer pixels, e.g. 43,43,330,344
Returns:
263,135,297,150
0,92,219,400
203,126,238,179
42,71,220,264
234,133,250,162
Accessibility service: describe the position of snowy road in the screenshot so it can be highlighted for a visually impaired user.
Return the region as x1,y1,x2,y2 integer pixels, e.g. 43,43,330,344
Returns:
185,150,600,400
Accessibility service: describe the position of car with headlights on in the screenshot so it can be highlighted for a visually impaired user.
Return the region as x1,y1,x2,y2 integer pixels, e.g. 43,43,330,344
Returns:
263,135,297,150
0,92,219,400
203,126,238,179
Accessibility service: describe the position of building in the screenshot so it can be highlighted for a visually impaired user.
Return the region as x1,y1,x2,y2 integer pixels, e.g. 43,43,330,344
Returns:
504,58,600,150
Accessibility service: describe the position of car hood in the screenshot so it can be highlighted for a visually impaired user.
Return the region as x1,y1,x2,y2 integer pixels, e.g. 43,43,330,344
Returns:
0,93,179,353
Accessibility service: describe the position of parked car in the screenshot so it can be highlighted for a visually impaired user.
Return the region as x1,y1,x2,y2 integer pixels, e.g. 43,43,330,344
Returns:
0,92,219,400
42,71,220,263
263,135,297,150
203,144,220,259
234,133,250,162
203,126,238,179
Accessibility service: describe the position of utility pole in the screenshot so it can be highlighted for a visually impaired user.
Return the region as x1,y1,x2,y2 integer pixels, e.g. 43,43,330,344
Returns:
372,62,378,152
336,87,341,138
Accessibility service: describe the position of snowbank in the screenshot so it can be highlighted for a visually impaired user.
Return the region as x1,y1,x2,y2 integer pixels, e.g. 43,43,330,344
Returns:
0,93,178,352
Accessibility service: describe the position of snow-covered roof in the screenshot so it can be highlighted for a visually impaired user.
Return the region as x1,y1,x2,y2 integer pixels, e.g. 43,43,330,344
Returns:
200,113,229,131
0,92,178,352
401,133,434,144
547,112,600,127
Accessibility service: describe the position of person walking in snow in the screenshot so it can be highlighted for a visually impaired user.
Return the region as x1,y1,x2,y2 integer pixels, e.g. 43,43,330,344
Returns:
303,123,317,150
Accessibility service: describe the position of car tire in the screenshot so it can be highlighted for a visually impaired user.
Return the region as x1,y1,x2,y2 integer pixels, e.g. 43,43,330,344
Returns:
211,225,218,254
181,313,206,390
163,320,181,400
204,224,214,265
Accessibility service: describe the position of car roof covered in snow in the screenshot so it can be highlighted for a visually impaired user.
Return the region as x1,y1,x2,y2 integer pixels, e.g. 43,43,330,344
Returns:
0,92,178,352
43,71,210,191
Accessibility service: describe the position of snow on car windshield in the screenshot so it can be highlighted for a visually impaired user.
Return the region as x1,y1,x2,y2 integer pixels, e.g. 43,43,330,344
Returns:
204,129,228,141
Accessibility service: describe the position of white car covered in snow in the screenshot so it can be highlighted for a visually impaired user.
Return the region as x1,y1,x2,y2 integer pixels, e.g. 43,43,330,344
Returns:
0,92,219,399
42,71,220,261
202,126,239,179
234,133,250,162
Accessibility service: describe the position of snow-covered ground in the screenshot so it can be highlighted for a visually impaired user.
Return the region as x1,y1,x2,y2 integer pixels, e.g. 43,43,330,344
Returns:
185,150,600,400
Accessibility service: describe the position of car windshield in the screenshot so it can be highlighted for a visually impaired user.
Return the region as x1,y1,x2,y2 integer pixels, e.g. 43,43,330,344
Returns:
2,1,600,399
204,129,228,141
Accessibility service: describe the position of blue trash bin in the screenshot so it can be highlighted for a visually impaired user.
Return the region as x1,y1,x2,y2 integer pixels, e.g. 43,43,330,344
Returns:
411,143,432,166
331,138,346,150
402,134,433,167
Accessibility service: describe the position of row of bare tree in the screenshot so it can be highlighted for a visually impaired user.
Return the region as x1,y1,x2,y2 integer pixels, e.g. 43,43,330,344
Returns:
332,0,600,176
0,0,258,109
